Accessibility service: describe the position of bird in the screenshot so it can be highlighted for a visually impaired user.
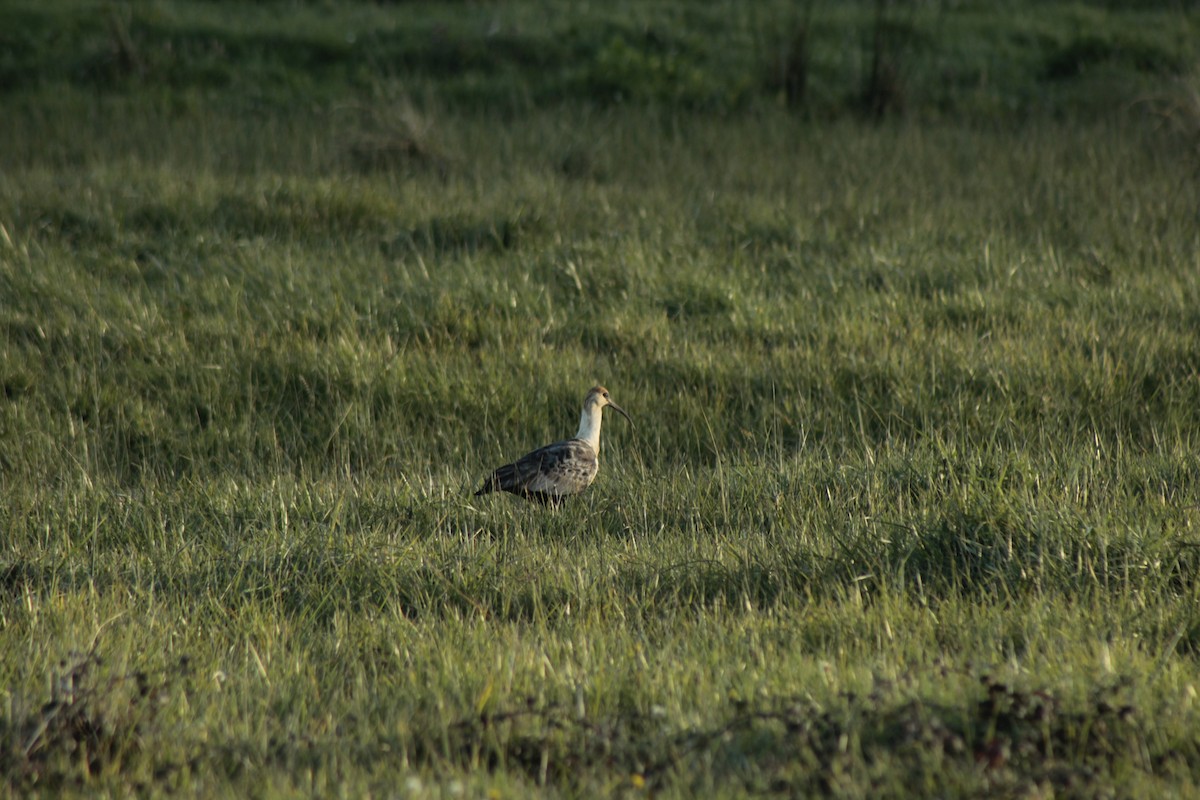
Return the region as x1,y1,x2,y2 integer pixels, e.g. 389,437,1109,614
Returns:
475,385,632,505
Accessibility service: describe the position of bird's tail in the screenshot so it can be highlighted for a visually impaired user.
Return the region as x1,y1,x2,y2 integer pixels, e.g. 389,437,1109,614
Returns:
474,464,515,496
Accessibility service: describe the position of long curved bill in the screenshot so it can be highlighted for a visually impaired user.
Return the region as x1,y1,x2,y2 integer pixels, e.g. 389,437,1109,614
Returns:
608,399,633,427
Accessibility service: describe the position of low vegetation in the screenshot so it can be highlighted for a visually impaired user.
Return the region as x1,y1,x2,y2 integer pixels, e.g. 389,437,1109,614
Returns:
2,1,1199,796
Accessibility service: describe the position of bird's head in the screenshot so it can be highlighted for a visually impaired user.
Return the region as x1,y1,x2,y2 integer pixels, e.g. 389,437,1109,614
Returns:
585,385,632,425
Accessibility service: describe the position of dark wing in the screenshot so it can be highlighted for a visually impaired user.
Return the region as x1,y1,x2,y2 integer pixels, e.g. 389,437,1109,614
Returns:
476,439,598,502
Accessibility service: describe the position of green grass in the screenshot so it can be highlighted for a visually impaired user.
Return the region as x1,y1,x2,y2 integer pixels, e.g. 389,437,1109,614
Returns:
3,1,1200,797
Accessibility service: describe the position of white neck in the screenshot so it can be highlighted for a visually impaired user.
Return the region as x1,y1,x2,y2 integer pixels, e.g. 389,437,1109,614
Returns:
575,402,603,453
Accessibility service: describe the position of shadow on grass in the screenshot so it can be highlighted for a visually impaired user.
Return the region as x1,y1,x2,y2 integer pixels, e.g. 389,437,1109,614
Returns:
400,673,1176,797
7,508,1195,631
5,641,1189,796
381,212,542,258
607,495,1199,616
0,648,195,795
880,503,1200,604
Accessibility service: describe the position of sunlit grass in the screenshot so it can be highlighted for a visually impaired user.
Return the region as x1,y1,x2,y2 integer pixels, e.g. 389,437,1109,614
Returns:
3,1,1200,796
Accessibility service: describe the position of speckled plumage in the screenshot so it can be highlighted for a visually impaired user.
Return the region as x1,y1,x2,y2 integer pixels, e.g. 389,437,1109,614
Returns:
475,386,631,505
475,438,599,504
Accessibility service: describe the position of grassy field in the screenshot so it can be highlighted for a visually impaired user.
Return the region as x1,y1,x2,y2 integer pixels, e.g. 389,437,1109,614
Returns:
3,1,1200,797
